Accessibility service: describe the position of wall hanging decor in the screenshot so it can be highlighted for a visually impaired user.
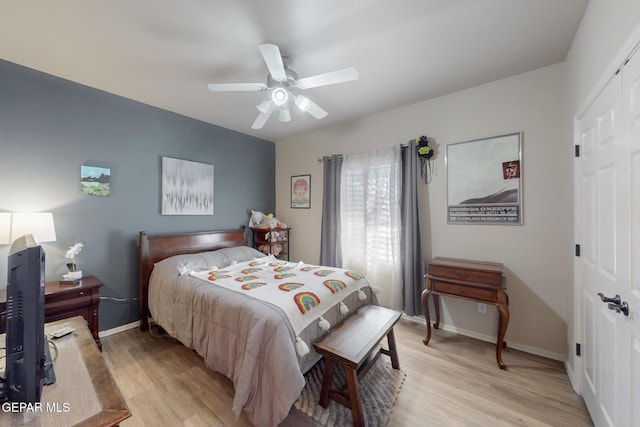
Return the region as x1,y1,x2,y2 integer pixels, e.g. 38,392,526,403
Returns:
414,135,435,183
446,132,522,224
291,174,311,208
161,157,214,215
81,165,111,197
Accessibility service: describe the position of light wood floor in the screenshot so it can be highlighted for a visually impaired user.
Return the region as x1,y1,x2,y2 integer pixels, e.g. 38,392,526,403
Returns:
101,318,593,426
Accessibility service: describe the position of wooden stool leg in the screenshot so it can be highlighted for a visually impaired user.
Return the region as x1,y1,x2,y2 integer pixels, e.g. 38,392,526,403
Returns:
345,367,364,427
319,358,335,408
386,328,400,370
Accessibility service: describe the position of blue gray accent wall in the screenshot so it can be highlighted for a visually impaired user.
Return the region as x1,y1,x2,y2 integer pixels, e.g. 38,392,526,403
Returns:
0,59,275,331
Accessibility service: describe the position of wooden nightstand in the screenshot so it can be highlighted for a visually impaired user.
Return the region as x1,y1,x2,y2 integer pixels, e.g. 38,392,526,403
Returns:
0,275,103,350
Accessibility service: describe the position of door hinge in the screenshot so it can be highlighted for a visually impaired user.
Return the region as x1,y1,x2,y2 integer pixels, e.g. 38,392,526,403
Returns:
575,244,581,257
575,145,580,157
576,343,581,356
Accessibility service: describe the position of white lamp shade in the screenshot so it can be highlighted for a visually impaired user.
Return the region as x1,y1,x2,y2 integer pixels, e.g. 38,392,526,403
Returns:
10,212,57,243
279,107,291,122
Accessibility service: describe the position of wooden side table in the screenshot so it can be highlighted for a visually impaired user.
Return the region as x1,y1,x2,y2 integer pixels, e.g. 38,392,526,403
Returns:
0,316,131,426
0,275,103,350
421,257,509,369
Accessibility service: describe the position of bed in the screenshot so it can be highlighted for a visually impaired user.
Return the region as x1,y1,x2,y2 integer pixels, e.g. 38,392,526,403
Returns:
138,228,377,427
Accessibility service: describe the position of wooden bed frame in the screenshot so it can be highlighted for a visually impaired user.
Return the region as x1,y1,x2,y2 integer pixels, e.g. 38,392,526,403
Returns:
138,227,247,331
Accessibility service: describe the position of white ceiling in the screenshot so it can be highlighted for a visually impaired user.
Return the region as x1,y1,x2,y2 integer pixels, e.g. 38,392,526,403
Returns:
0,0,588,143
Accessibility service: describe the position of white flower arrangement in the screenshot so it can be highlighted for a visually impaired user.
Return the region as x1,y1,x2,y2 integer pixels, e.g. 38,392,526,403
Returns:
65,242,84,272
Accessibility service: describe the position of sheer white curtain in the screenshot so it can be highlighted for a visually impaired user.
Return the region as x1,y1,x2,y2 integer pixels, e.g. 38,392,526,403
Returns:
340,146,403,310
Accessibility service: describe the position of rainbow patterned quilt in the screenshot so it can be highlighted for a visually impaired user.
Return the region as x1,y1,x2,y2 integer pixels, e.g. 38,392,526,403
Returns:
190,256,370,343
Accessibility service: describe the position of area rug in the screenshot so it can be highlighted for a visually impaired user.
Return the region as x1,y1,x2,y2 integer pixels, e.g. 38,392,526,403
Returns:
294,358,406,427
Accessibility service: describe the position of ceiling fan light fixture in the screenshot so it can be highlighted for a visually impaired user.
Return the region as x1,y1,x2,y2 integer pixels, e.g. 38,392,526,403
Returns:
295,95,311,112
207,43,359,130
271,87,289,106
279,107,291,122
256,99,272,114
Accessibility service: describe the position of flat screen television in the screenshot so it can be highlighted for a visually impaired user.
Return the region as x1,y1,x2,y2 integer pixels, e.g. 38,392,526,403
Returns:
4,234,51,403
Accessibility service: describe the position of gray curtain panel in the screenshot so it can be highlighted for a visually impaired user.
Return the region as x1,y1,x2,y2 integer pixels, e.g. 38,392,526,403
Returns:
401,144,425,316
320,154,343,267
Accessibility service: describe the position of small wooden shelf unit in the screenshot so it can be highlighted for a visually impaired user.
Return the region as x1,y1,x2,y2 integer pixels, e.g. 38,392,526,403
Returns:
250,227,291,260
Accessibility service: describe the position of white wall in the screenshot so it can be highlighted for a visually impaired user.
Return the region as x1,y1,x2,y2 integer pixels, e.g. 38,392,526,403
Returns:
563,0,640,380
276,63,571,359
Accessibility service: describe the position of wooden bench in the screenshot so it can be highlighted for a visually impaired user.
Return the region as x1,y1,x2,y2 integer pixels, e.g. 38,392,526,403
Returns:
312,305,401,427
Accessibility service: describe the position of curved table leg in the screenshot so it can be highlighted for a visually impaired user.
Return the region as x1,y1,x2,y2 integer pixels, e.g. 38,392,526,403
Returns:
421,289,432,345
432,294,441,329
496,300,510,369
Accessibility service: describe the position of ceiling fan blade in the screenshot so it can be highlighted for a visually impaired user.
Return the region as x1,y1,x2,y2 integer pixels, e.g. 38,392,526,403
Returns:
258,44,287,82
251,102,275,129
296,67,359,89
207,83,267,92
306,99,328,120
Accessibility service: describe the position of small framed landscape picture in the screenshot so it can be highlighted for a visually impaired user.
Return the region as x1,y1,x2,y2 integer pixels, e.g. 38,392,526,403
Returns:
81,165,111,197
291,174,311,209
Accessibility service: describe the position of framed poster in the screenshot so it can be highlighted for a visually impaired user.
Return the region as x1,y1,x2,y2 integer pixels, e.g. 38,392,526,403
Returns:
161,157,214,215
447,132,522,224
291,174,311,208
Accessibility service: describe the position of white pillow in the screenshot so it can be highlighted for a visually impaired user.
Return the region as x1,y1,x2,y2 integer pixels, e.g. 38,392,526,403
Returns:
152,251,230,278
215,246,266,264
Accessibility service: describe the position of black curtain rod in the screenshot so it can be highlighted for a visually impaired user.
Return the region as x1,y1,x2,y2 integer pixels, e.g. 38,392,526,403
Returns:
317,143,410,162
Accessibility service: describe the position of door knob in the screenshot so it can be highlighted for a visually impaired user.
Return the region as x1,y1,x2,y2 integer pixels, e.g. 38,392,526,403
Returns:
607,301,630,316
598,293,621,305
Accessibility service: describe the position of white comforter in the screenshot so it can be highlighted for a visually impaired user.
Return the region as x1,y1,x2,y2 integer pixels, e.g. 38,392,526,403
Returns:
148,248,376,427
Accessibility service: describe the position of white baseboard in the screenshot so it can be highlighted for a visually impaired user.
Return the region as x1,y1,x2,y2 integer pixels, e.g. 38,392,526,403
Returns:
99,320,140,338
402,314,565,362
565,359,580,393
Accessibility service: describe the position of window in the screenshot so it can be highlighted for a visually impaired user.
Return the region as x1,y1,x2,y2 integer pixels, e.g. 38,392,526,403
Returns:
340,146,403,309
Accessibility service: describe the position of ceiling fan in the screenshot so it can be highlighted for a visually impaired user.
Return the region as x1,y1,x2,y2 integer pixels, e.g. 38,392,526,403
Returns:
207,44,359,129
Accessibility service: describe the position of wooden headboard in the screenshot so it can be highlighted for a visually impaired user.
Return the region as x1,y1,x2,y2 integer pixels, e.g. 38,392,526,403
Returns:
138,227,247,331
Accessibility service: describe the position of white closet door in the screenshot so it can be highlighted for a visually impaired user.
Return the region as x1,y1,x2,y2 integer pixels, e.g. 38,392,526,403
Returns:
621,46,640,427
576,46,639,427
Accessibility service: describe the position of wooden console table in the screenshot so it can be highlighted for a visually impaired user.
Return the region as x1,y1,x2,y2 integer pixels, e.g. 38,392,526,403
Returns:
421,257,509,369
0,316,131,426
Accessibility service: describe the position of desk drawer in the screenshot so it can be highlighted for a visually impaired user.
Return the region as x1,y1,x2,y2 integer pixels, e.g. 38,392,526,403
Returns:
428,265,502,286
431,280,496,303
45,294,93,315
